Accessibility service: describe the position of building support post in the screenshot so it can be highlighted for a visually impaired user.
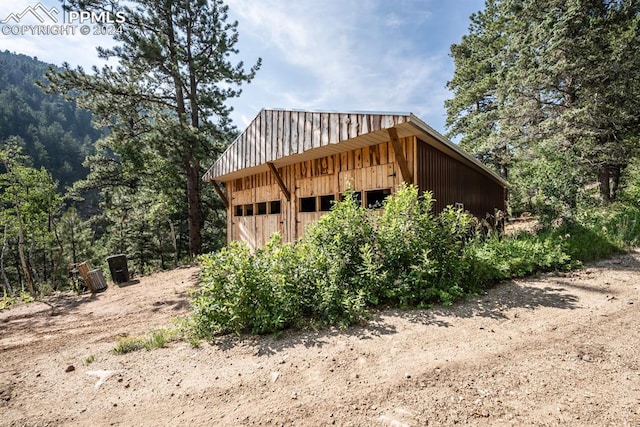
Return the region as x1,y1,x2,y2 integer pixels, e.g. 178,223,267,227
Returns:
211,180,229,208
388,127,413,184
267,162,291,201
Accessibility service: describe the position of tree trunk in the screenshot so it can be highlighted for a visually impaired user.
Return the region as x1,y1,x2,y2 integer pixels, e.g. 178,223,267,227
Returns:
168,218,178,266
610,164,622,201
16,210,35,296
165,8,202,257
51,213,65,291
0,226,13,296
186,157,202,256
598,164,611,205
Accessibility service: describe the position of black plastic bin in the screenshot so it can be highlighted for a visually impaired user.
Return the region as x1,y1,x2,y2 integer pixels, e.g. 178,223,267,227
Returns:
107,254,130,284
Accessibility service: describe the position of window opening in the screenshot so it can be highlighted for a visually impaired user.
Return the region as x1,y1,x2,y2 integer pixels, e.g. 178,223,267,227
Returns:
319,194,335,211
365,188,391,209
244,204,254,216
269,200,281,214
340,191,362,206
299,196,316,212
234,205,243,217
256,202,267,215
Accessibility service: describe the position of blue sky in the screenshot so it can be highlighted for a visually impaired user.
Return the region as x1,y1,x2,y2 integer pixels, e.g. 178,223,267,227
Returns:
0,0,485,134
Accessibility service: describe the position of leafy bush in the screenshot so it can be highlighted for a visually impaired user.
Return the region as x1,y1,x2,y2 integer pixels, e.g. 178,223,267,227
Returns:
576,203,640,250
190,185,482,335
296,191,377,326
189,184,640,339
191,235,302,336
467,232,575,285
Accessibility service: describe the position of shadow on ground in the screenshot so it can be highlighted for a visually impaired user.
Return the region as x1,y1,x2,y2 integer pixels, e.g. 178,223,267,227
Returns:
210,278,583,356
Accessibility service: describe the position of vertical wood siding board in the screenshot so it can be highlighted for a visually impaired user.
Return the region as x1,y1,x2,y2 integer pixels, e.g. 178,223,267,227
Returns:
235,135,241,173
271,111,278,162
276,111,282,159
251,117,257,167
298,111,305,153
349,114,360,139
263,111,269,165
240,129,245,170
303,113,312,151
290,111,298,156
363,146,370,168
371,144,380,165
329,113,339,145
238,132,247,171
374,115,382,132
270,111,276,162
242,125,249,172
283,110,290,158
381,115,391,129
412,137,418,187
257,113,263,165
291,112,298,155
250,115,257,168
262,112,268,165
361,114,369,135
232,138,238,173
304,113,315,151
320,113,329,146
313,112,321,148
340,113,349,142
263,110,270,166
388,140,395,163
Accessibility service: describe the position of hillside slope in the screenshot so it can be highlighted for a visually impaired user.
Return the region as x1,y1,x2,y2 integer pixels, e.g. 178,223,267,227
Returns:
0,50,101,189
1,253,639,426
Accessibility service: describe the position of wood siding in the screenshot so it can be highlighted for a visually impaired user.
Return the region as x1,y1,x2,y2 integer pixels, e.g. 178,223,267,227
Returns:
207,109,508,249
204,110,412,181
416,138,506,217
227,138,414,248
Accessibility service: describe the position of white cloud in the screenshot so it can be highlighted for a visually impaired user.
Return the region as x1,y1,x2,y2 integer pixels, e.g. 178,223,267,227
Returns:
0,0,486,133
227,0,452,130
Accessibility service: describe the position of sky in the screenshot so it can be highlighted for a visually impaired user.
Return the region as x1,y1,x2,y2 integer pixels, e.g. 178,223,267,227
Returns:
0,0,486,134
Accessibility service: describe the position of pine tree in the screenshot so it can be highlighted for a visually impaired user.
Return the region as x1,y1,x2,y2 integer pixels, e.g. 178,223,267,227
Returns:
0,138,61,295
446,0,511,179
44,0,261,256
447,0,640,214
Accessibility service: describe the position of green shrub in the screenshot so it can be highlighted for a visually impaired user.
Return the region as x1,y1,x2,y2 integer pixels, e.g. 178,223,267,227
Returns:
297,192,376,326
188,184,640,340
189,185,482,336
191,234,302,336
468,232,575,285
112,328,178,354
576,203,640,250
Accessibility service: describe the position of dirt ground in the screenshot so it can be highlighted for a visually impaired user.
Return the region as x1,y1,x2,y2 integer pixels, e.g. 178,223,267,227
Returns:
1,251,639,427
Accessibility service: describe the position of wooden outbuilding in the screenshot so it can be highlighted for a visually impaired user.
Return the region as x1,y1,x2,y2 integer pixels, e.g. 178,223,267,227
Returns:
203,109,507,249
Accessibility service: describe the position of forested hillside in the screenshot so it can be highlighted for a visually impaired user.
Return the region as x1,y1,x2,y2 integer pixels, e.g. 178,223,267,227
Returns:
1,0,257,299
446,0,640,219
0,51,101,189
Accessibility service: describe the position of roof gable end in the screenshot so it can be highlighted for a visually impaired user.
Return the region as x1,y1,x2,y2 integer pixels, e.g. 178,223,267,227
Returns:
203,109,412,181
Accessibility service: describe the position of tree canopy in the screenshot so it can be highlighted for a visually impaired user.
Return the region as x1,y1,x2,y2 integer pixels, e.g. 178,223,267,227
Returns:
447,0,640,217
0,51,101,189
44,0,261,256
